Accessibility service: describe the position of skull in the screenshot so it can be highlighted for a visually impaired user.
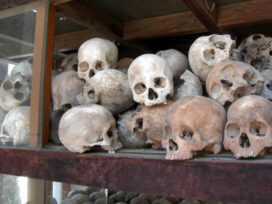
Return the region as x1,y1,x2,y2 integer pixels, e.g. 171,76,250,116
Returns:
60,53,78,72
206,60,264,108
59,104,122,153
78,38,118,82
52,71,85,111
0,74,31,111
156,49,189,79
128,54,173,106
162,96,226,160
77,69,134,114
224,95,272,158
11,59,32,81
261,69,272,101
173,70,203,101
237,34,272,71
117,109,148,148
189,34,235,81
116,58,133,74
0,106,30,146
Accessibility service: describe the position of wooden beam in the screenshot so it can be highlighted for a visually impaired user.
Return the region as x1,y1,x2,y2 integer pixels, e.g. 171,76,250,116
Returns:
123,0,272,40
50,0,72,6
182,0,221,34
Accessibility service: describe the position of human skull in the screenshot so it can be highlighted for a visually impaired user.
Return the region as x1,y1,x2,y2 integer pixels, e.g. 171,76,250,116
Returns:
173,70,203,101
59,104,122,153
156,49,189,79
236,34,272,71
11,59,32,81
206,60,264,107
0,74,31,111
52,71,85,111
189,34,235,81
261,69,272,101
60,53,78,72
116,58,133,74
128,54,173,106
78,38,118,82
162,96,226,160
77,69,134,114
224,95,272,158
0,106,30,146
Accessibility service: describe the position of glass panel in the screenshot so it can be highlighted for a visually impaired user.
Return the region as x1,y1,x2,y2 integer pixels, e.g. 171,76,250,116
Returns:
0,2,48,148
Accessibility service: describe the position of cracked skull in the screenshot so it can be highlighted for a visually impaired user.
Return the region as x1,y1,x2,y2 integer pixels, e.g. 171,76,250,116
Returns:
224,95,272,158
60,53,78,72
162,96,226,160
77,69,134,114
59,104,122,153
0,74,31,111
52,71,85,111
128,54,173,106
189,34,235,81
206,60,264,108
78,38,118,82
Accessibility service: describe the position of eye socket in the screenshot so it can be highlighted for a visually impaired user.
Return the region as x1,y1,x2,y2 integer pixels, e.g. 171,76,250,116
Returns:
154,77,167,88
203,49,215,61
79,62,89,72
213,42,226,50
87,89,95,99
250,121,267,137
134,83,146,94
3,80,12,90
180,126,194,141
107,130,114,138
14,81,23,89
226,123,240,139
95,60,103,71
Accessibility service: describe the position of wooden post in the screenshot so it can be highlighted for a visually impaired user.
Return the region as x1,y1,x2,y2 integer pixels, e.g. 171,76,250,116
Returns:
27,178,46,204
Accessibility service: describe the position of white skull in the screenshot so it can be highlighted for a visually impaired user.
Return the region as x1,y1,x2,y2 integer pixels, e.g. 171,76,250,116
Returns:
206,60,264,107
224,95,272,158
156,49,189,78
78,38,118,82
237,34,272,71
59,104,122,153
173,70,203,101
162,96,226,160
11,59,32,81
261,69,272,101
77,69,134,114
189,34,235,81
128,54,173,106
0,74,31,111
0,106,30,146
52,71,85,111
60,53,78,72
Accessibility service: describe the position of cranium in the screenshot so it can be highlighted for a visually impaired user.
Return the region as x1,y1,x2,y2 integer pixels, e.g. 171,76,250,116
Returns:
78,38,118,82
0,74,31,111
52,71,85,111
173,70,203,101
236,34,272,71
224,95,272,158
59,104,122,153
156,49,189,79
0,106,30,146
206,60,264,107
60,53,78,72
116,58,133,74
11,59,32,81
189,34,235,81
162,96,226,160
261,69,272,101
77,69,134,114
128,54,173,106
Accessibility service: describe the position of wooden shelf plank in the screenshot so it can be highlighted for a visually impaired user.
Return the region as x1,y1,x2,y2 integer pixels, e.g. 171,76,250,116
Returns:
1,148,272,203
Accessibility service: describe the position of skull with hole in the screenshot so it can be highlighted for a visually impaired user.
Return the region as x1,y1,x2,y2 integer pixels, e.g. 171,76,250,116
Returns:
52,71,85,111
173,70,203,101
11,59,32,81
261,69,272,101
0,74,31,111
128,54,173,106
60,53,78,72
206,60,264,108
78,38,118,82
224,95,272,158
116,58,134,74
156,49,189,79
0,106,30,146
237,34,272,71
162,96,226,160
189,34,235,81
77,69,134,114
59,104,122,153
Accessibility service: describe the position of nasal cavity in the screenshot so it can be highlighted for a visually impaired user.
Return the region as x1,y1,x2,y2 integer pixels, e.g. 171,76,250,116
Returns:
148,88,158,100
239,132,250,148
